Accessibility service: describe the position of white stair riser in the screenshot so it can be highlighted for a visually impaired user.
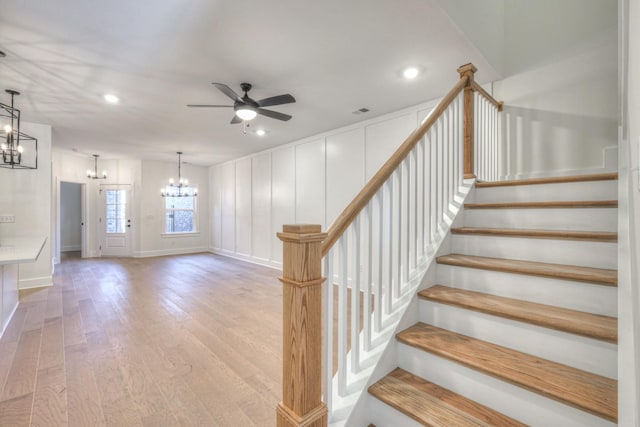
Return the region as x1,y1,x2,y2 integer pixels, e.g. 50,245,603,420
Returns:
463,207,617,232
398,344,616,427
436,264,617,316
419,300,617,378
451,235,617,269
471,181,617,203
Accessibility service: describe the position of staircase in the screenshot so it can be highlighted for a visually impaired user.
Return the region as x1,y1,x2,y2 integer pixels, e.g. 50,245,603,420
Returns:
368,173,618,426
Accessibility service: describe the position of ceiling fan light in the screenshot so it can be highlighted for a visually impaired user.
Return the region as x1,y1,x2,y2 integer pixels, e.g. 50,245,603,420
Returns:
235,107,257,121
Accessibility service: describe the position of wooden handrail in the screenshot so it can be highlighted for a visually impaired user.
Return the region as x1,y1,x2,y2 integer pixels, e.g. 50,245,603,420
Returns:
471,81,503,111
321,74,469,256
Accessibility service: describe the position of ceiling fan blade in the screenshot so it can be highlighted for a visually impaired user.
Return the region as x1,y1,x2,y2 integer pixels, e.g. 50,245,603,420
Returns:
256,94,296,108
212,83,243,102
186,104,233,108
230,115,242,124
258,108,292,121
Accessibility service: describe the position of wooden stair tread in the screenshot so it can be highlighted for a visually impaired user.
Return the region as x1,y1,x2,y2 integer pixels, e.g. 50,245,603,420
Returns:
397,323,618,422
476,173,618,188
369,368,526,427
436,254,617,286
464,200,617,209
451,227,617,242
419,285,617,343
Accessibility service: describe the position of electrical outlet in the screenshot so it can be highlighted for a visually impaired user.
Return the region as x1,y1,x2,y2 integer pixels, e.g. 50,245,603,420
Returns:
0,214,15,223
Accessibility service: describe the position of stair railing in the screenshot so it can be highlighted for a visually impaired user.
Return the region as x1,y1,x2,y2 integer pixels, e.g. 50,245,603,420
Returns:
275,63,503,427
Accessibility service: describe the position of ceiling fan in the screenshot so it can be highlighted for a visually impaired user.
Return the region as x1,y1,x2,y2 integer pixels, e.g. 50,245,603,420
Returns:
187,83,295,124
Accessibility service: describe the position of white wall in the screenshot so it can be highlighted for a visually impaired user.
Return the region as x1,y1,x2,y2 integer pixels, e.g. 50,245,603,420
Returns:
504,0,617,76
619,0,640,424
60,182,82,251
493,34,618,178
53,150,142,259
0,122,53,289
137,159,210,257
209,100,435,268
52,150,210,261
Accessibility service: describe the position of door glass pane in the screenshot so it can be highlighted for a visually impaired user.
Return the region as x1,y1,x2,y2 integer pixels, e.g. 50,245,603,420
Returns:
106,189,127,234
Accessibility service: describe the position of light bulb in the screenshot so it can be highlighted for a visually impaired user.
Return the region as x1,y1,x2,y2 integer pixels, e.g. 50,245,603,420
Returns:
169,178,174,184
1,143,7,151
104,94,119,104
235,107,257,121
184,179,188,186
403,66,420,79
3,125,11,133
87,169,93,177
102,171,107,178
194,188,198,196
161,188,165,196
256,129,266,136
17,146,23,153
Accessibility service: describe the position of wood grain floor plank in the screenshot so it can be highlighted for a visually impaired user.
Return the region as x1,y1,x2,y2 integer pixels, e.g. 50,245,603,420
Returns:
419,285,617,342
397,323,617,422
31,365,67,427
436,254,617,286
0,252,284,427
1,329,42,401
0,392,34,427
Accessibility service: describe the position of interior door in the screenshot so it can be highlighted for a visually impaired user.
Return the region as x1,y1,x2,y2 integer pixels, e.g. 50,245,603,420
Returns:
100,185,131,256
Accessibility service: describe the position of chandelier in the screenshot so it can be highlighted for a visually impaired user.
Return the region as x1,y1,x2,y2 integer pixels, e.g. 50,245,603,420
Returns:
0,90,38,170
87,154,107,179
161,152,198,197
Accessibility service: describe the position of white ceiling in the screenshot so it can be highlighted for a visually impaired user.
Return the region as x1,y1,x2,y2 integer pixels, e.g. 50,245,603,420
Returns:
0,0,500,166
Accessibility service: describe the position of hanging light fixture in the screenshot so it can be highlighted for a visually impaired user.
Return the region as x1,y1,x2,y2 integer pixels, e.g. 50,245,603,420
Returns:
161,152,198,197
87,154,107,179
0,89,38,170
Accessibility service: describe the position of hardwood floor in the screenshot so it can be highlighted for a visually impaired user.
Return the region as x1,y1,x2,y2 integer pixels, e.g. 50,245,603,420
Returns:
0,252,283,426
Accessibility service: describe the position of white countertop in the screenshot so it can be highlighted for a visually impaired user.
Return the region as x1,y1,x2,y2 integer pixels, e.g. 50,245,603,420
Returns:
0,237,47,265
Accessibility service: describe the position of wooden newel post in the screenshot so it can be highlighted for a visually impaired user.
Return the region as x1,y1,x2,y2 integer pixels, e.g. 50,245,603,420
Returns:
457,63,478,179
276,224,328,427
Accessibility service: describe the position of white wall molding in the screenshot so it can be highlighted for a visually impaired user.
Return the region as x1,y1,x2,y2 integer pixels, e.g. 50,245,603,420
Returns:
132,246,210,258
19,275,53,290
209,248,282,271
61,245,81,252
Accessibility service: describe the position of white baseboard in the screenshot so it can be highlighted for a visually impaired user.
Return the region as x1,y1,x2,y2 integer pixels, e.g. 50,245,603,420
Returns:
61,245,81,252
133,246,210,258
0,301,19,339
209,248,282,271
19,275,53,290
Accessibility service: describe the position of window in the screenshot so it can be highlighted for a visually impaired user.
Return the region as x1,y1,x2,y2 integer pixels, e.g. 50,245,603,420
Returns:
163,187,197,234
105,189,127,233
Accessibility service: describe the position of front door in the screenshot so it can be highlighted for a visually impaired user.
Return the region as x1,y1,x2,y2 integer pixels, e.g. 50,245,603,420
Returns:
100,185,131,256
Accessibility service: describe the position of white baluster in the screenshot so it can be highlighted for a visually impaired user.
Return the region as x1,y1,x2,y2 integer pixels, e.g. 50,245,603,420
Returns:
351,216,361,373
364,202,372,351
338,234,348,395
323,250,334,415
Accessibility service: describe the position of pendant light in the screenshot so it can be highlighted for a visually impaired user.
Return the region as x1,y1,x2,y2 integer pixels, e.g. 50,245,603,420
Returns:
87,154,107,179
161,152,198,197
0,89,38,170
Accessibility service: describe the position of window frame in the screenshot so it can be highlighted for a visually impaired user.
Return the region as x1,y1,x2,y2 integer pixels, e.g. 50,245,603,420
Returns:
161,186,199,236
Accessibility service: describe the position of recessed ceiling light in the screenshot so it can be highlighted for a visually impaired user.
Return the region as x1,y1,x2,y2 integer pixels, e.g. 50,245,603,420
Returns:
256,129,266,136
104,94,119,104
403,67,420,79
